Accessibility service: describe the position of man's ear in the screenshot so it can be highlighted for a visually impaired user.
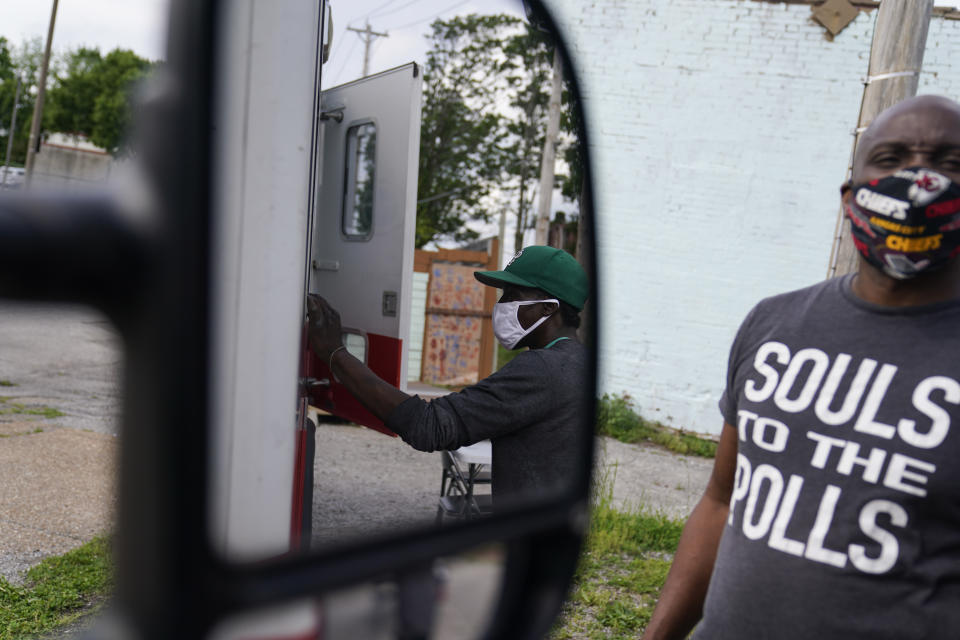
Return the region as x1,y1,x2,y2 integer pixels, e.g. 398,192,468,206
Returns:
840,180,853,205
543,301,560,317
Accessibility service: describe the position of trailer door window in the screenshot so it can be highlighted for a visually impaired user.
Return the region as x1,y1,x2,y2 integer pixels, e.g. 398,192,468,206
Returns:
342,122,376,239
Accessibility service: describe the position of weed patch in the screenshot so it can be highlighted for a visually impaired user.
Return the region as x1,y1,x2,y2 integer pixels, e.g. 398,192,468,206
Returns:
0,380,16,387
550,481,684,638
0,536,112,639
0,403,64,420
597,393,716,458
0,428,43,439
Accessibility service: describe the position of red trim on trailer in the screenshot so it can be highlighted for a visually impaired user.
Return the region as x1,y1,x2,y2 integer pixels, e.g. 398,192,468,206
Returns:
289,402,309,549
303,332,402,436
291,329,404,548
234,633,319,640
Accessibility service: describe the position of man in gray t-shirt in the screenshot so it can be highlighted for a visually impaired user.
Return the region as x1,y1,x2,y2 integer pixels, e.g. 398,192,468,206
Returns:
644,96,960,639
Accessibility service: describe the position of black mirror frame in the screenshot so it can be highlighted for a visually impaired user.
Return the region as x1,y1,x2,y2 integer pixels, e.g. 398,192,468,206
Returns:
0,1,599,638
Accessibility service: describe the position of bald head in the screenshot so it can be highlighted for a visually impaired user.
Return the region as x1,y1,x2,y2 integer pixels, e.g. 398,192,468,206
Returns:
851,95,960,184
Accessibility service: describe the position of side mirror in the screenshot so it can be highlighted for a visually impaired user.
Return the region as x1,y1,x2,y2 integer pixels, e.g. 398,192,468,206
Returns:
0,1,598,638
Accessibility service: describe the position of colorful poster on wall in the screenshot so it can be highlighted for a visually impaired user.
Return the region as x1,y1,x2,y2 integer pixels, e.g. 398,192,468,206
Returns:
421,262,486,386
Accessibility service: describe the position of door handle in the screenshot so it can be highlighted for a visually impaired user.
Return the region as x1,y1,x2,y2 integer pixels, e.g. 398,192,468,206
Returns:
312,259,340,271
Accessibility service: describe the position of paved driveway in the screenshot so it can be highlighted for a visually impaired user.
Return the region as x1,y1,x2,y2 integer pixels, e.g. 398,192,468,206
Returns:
0,302,121,582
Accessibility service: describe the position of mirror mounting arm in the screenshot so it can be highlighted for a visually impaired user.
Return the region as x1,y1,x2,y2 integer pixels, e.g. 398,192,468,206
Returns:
0,193,152,324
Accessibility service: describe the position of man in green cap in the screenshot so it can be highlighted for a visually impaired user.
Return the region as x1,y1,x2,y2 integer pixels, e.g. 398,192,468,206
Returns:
306,245,588,502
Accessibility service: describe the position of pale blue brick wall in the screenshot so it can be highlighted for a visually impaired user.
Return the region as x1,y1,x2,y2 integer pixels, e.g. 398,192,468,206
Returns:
549,0,960,434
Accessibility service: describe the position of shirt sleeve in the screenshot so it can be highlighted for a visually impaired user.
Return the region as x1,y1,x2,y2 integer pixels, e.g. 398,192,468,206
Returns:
718,304,761,426
384,350,556,452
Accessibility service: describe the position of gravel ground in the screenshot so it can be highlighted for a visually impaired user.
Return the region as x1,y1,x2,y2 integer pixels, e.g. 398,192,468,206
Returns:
312,422,713,550
0,303,121,584
597,437,713,518
312,422,441,548
0,302,123,436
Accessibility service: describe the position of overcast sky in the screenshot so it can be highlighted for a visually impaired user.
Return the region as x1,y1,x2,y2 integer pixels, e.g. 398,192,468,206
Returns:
0,0,526,70
323,0,525,87
2,0,170,61
4,1,960,71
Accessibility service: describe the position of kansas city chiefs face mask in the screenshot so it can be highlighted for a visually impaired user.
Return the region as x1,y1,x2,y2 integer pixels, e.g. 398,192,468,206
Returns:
846,167,960,279
492,299,558,350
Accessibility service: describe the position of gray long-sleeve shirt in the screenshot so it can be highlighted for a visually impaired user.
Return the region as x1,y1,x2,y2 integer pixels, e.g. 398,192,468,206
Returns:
385,338,587,500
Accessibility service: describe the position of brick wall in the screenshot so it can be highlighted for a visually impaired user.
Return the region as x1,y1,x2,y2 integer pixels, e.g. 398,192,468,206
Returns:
548,0,960,434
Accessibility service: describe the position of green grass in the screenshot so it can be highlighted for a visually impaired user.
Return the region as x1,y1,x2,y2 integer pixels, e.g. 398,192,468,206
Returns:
0,536,112,639
550,482,684,639
0,428,43,439
597,393,717,458
0,380,16,387
0,397,65,420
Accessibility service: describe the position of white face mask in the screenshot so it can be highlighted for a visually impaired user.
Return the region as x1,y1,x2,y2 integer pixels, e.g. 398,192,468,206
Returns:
492,299,559,350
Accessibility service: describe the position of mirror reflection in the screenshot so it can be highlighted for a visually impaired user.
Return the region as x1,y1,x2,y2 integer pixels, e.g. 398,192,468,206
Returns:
303,0,589,548
209,0,592,563
307,1,590,543
342,121,377,238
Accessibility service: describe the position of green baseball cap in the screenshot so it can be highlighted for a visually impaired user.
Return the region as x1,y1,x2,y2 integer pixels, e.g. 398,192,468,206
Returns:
475,245,589,310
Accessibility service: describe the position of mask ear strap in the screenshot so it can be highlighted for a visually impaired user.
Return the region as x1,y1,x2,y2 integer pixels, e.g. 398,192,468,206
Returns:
520,298,560,315
520,314,551,340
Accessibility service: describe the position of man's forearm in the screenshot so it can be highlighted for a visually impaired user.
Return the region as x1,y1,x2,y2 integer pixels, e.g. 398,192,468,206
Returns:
329,347,410,421
642,494,728,640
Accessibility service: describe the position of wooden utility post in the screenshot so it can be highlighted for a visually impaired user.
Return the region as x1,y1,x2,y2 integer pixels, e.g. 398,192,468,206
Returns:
575,173,592,347
827,0,934,278
535,47,563,246
24,0,59,188
346,21,388,78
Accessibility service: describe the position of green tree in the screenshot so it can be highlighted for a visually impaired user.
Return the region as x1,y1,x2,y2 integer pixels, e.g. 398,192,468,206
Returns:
560,83,585,204
415,14,519,248
89,49,152,153
45,47,153,154
415,15,583,251
43,47,103,137
501,24,555,253
0,37,42,167
0,37,18,162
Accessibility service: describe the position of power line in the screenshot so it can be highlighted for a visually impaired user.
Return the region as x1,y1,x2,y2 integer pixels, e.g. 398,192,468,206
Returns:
389,0,472,31
329,36,360,86
369,0,423,20
364,0,408,20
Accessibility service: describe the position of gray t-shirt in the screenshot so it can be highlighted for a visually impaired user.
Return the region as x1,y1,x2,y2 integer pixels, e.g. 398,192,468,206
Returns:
386,338,587,501
698,275,960,639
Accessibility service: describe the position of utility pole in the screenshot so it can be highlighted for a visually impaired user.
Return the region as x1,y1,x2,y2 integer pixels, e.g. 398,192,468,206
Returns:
346,21,388,78
574,172,592,347
498,206,508,267
24,0,59,188
2,75,22,188
534,47,563,246
827,0,933,278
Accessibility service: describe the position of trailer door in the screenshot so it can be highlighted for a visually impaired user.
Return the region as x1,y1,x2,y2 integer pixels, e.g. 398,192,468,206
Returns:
307,63,422,431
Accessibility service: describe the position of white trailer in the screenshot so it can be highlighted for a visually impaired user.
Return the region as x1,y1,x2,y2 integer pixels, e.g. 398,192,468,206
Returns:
209,0,422,564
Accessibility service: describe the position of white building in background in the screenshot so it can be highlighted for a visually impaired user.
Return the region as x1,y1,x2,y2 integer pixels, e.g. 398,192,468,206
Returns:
549,0,960,434
33,133,114,189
